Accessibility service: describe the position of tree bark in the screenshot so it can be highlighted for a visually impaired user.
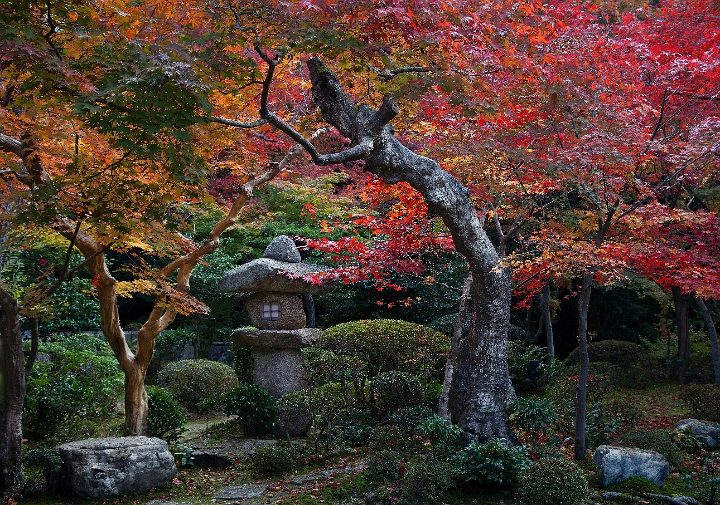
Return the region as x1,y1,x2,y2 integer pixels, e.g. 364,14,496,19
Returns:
695,297,720,386
673,286,691,381
438,273,472,421
574,269,593,460
539,282,555,362
0,288,26,496
306,59,516,442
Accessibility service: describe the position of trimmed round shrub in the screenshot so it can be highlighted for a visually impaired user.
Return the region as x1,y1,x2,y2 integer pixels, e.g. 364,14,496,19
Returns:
223,382,277,436
516,457,588,505
147,386,186,444
320,319,449,379
157,359,238,412
453,438,530,486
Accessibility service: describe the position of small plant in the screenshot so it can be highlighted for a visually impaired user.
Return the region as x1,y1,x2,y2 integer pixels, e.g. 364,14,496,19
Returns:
365,449,403,483
398,456,457,504
157,359,238,412
173,443,195,467
510,397,558,434
415,414,463,460
250,444,295,476
516,457,589,505
680,384,720,422
453,438,530,486
147,386,186,444
223,382,277,436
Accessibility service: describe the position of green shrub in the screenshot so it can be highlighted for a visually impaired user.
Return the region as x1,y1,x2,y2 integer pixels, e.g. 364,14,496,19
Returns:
679,384,720,422
415,415,463,457
147,386,186,444
157,359,238,412
617,429,682,469
365,449,403,483
453,438,530,486
223,383,277,436
399,457,457,504
320,319,449,380
251,444,295,476
510,397,558,434
23,334,123,441
516,457,588,505
371,371,423,418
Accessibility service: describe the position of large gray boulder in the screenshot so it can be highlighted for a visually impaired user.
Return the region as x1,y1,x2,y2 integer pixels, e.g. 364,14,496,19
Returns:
593,445,669,488
55,437,177,499
218,258,331,294
675,418,720,448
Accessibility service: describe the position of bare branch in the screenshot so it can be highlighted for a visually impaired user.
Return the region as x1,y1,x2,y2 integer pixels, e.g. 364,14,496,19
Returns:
0,133,23,156
209,116,267,128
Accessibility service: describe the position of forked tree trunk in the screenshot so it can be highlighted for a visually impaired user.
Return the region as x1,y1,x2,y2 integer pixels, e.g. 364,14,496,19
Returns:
574,269,593,460
306,59,516,442
0,289,26,496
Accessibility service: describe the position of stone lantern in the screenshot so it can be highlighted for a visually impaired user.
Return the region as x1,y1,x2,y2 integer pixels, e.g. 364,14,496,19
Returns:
218,236,332,398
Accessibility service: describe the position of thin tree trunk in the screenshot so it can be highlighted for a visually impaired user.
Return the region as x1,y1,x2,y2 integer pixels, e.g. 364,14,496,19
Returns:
673,286,691,381
439,272,472,421
541,282,555,362
24,317,39,375
574,269,593,461
695,297,720,386
0,288,25,496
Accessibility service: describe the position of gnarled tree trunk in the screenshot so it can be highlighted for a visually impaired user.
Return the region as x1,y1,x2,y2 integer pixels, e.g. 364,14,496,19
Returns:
303,58,516,442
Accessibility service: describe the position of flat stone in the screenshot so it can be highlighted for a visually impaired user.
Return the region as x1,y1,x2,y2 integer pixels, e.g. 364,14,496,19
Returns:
263,235,302,263
55,437,176,500
218,258,331,294
232,328,323,350
593,445,669,488
214,484,267,499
